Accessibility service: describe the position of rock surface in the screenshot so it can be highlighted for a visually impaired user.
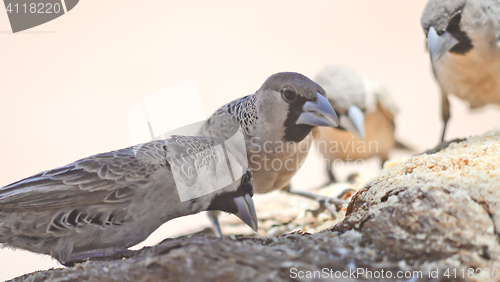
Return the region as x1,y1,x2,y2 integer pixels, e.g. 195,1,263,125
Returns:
10,127,500,282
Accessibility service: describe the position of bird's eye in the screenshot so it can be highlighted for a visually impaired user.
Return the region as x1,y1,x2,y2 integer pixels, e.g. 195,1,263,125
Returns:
281,88,297,103
242,171,251,184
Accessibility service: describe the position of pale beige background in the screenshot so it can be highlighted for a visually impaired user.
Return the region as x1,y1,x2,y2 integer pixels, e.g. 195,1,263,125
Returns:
1,1,500,280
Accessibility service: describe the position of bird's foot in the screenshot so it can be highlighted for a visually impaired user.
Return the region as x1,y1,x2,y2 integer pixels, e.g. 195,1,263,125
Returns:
420,138,466,156
286,189,347,206
285,188,348,219
306,199,338,219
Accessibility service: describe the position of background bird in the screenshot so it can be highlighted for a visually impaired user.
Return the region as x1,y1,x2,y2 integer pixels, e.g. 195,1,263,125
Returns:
421,0,500,141
314,65,408,183
0,135,256,266
198,72,348,237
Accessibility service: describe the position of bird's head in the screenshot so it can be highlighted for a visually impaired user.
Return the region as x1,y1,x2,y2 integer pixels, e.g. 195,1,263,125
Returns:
421,0,473,63
207,170,257,232
255,72,339,142
315,65,367,140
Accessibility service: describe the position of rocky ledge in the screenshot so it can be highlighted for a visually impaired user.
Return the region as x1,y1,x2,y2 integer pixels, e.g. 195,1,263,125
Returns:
11,127,500,282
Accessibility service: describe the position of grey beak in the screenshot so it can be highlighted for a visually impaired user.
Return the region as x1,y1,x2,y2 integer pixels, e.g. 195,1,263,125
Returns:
233,194,258,232
296,93,339,128
340,105,365,140
427,26,459,63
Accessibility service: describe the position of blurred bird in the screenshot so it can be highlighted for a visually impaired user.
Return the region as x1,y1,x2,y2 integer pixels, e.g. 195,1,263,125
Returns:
0,135,256,265
198,72,346,237
314,65,408,183
421,0,500,141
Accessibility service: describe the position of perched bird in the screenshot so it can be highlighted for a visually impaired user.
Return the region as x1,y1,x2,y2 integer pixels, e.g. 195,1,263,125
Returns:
421,0,500,141
314,65,407,183
198,72,346,237
0,135,256,266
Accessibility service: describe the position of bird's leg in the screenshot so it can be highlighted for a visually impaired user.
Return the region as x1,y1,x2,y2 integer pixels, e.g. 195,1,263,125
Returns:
317,165,337,189
326,166,337,184
62,247,137,266
207,210,223,238
346,173,359,183
440,92,451,142
283,184,347,217
380,156,389,169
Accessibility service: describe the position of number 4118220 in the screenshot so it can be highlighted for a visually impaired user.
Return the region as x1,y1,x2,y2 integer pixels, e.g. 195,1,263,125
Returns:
5,3,62,14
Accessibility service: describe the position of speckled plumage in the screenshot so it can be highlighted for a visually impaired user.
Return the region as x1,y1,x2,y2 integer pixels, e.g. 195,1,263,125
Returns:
198,72,340,237
200,95,258,138
0,136,252,264
198,72,327,193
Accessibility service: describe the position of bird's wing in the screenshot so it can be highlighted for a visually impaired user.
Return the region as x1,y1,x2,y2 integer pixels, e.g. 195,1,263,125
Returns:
0,140,170,211
164,135,225,187
197,94,257,139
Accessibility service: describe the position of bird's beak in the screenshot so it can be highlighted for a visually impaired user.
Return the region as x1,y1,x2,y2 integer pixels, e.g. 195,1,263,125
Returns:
296,93,339,128
233,193,258,232
340,105,365,140
427,26,459,63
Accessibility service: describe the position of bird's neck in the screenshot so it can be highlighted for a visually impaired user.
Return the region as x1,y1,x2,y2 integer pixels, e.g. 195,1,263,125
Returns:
228,94,258,136
283,124,314,143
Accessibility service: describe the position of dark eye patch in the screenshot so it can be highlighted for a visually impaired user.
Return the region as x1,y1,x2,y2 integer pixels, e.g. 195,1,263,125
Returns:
282,93,315,142
446,9,473,55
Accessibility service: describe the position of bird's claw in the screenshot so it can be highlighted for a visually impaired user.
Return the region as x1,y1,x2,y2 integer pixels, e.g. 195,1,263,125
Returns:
286,188,347,219
307,199,338,219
